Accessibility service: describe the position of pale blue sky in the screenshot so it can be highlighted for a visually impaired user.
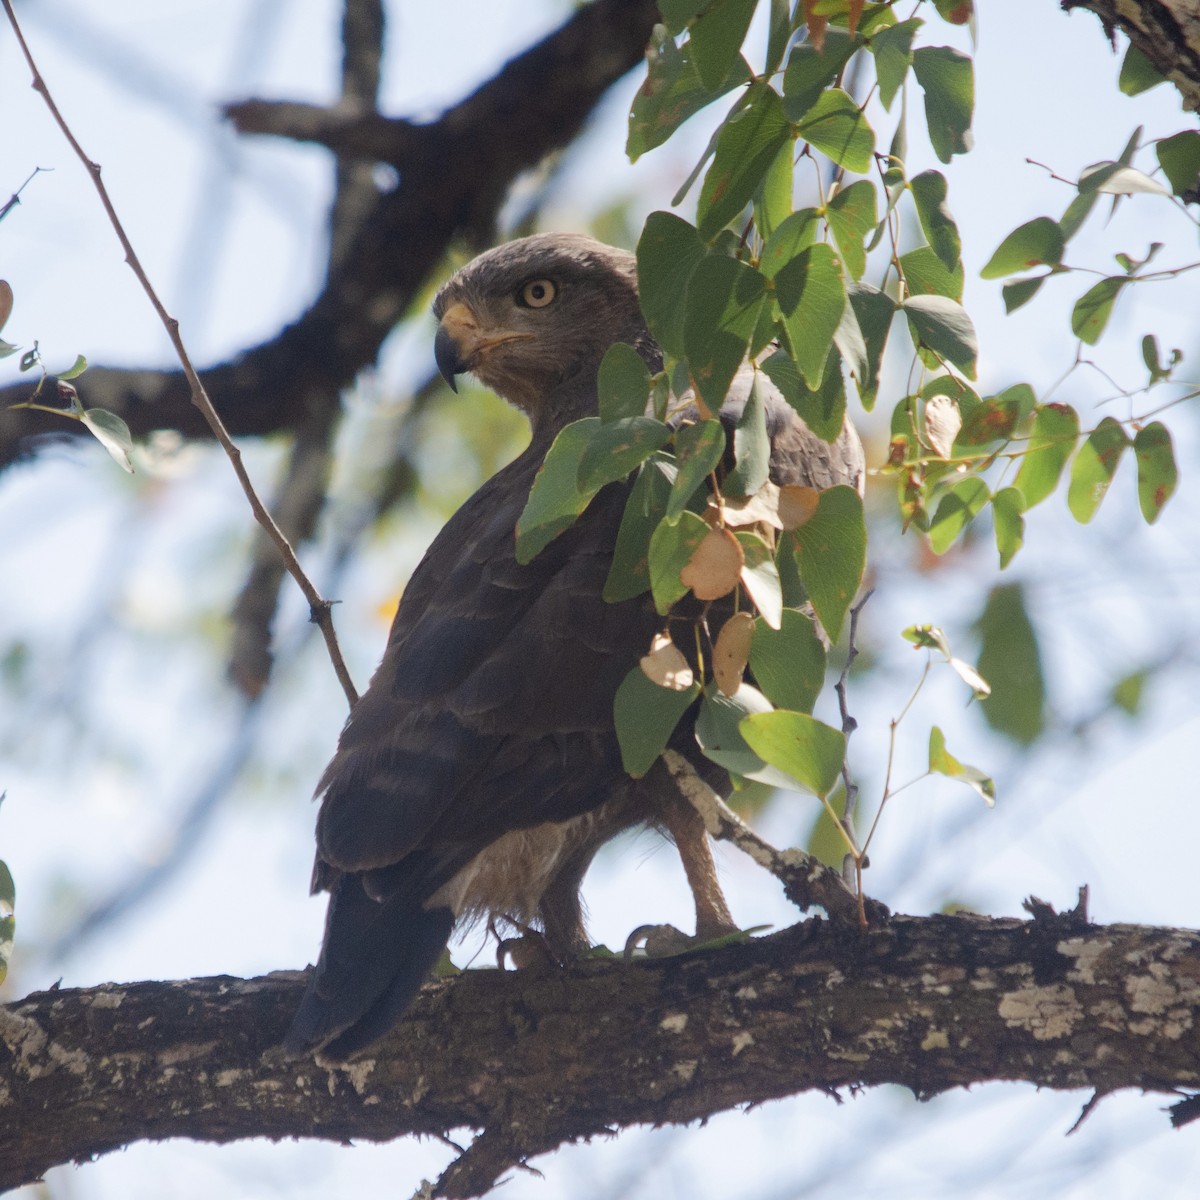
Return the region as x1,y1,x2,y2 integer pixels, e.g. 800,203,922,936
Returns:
2,2,1199,1197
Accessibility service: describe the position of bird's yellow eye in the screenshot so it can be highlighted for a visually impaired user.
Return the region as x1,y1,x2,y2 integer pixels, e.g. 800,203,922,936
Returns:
519,279,556,308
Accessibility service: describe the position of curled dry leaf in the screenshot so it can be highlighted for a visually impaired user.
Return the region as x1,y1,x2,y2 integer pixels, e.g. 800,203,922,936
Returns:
639,632,694,691
0,280,13,333
680,526,744,600
925,394,962,459
719,481,784,529
777,484,819,530
713,611,755,696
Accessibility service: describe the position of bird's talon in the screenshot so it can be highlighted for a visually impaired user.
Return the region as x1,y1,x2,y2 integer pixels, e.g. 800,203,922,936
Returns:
497,931,556,970
623,923,695,960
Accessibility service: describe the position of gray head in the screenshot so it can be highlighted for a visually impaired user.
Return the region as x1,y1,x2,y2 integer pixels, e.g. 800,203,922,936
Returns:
433,233,659,430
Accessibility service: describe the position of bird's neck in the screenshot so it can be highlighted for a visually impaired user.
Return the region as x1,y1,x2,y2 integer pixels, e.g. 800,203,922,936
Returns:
527,329,662,443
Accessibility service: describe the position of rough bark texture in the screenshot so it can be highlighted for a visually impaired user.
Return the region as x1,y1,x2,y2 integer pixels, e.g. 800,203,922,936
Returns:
4,912,1199,1197
1063,0,1200,109
0,0,659,471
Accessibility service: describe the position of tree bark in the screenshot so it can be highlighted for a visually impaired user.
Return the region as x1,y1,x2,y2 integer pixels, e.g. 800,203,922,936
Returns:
4,911,1199,1197
1062,0,1200,110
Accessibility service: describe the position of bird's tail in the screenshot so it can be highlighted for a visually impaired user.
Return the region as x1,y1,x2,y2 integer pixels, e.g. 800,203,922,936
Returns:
285,868,454,1060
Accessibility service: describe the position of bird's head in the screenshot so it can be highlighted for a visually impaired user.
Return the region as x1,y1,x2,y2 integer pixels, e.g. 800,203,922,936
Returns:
432,233,660,430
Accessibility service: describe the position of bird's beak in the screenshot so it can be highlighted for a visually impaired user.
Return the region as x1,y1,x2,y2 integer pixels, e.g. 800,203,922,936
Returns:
434,300,533,393
434,303,473,392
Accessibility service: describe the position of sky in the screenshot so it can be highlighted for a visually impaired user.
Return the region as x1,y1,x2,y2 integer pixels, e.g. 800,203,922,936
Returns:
2,1,1200,1197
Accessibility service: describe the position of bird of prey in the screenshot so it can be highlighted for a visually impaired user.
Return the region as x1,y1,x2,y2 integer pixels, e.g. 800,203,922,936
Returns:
286,233,864,1060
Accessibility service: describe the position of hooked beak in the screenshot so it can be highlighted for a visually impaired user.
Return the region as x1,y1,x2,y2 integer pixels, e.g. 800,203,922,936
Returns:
434,300,533,393
434,316,467,392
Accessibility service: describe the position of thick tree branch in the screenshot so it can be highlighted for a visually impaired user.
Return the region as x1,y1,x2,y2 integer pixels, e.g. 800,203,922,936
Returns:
4,913,1199,1196
0,0,658,471
1062,0,1200,110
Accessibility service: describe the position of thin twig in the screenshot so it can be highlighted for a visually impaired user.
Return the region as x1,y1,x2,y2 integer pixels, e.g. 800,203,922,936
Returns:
835,589,873,838
0,164,50,222
2,0,359,709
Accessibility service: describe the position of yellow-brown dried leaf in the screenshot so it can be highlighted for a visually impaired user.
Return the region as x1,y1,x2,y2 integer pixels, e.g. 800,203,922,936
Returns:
640,632,694,691
713,612,755,696
778,485,820,530
680,527,744,600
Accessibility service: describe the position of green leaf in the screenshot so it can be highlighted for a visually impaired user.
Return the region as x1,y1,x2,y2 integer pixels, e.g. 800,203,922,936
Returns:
605,458,673,602
928,726,995,806
1079,162,1168,197
658,0,709,35
1133,421,1178,524
1157,130,1200,198
1067,416,1129,523
846,282,896,409
578,416,670,492
765,0,792,76
790,485,866,641
974,582,1045,745
902,624,990,698
759,207,821,278
628,29,754,162
695,683,782,780
912,45,974,163
794,88,876,174
81,408,135,473
0,339,18,360
910,170,961,272
668,419,725,522
871,17,922,110
928,476,989,554
690,0,757,90
931,0,974,24
516,418,602,563
614,664,700,778
749,608,826,713
725,372,770,497
774,243,846,388
0,279,12,334
737,531,782,629
754,139,795,242
1001,276,1045,314
683,254,768,412
902,294,978,377
1013,403,1079,508
1059,189,1099,242
58,353,89,381
953,381,1025,447
825,179,878,280
980,217,1064,279
832,297,867,386
598,342,651,422
760,347,846,442
697,83,792,240
991,486,1025,569
739,709,846,797
900,245,963,301
782,28,858,119
1119,43,1165,96
1111,668,1148,717
649,508,710,614
637,212,707,360
0,864,11,981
